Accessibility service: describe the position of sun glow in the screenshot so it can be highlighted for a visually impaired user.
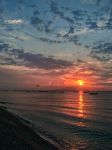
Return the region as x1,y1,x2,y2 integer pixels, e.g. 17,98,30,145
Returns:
77,80,84,86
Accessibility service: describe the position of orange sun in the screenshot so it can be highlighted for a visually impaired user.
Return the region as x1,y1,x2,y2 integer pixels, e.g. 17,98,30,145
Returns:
77,80,84,86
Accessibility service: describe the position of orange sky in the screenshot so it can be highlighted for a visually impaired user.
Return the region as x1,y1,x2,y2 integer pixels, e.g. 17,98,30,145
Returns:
0,64,112,91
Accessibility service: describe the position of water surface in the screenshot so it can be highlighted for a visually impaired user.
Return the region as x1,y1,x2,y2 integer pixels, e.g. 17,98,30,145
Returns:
0,91,112,149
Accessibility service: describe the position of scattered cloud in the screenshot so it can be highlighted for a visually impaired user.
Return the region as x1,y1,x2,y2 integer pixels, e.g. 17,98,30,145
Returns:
0,0,112,89
90,41,112,61
93,42,112,54
5,19,23,24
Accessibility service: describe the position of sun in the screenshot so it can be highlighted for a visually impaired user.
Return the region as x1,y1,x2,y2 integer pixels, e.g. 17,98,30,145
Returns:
76,80,84,86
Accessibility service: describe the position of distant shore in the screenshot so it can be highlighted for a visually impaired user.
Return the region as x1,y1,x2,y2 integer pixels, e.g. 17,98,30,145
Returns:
0,106,59,150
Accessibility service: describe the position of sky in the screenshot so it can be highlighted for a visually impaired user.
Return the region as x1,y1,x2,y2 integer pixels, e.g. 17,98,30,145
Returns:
0,0,112,90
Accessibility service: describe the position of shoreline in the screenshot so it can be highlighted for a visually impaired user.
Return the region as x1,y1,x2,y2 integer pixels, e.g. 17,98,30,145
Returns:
0,106,59,150
8,108,60,149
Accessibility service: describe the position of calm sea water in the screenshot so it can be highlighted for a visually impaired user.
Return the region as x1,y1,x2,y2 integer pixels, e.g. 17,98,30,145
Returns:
0,91,112,150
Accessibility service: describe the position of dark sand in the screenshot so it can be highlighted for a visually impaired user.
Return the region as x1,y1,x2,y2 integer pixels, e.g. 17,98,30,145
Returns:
0,107,59,150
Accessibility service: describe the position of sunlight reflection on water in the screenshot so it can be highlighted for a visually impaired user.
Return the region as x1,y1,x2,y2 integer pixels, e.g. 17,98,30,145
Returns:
78,90,84,118
0,91,112,149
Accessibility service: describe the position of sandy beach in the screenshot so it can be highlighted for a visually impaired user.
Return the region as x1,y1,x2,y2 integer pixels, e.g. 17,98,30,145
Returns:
0,107,59,150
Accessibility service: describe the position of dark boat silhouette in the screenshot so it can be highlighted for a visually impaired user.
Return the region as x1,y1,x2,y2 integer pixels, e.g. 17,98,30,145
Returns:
38,90,49,92
89,92,98,95
84,91,89,93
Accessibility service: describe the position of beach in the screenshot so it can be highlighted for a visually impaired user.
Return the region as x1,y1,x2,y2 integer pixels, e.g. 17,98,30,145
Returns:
0,107,59,150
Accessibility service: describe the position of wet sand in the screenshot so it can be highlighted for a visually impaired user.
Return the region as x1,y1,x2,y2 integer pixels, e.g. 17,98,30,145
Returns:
0,107,59,150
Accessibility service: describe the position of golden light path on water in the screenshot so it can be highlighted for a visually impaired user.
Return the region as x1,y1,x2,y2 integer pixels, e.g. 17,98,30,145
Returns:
78,90,84,118
57,89,87,128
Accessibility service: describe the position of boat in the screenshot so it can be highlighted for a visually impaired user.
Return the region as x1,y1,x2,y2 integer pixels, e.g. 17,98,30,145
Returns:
89,92,98,95
84,91,89,93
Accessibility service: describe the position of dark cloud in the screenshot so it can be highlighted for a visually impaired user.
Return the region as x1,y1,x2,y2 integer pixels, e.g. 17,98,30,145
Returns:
68,26,74,34
30,7,54,34
57,32,81,45
0,42,9,52
44,21,53,33
90,42,112,61
88,21,97,29
12,35,24,42
23,31,65,44
72,10,87,20
4,58,18,64
68,35,80,44
106,18,112,29
93,42,112,54
0,42,73,69
18,52,73,69
30,16,44,31
50,1,64,18
90,52,111,61
39,37,66,44
50,1,74,24
64,17,74,24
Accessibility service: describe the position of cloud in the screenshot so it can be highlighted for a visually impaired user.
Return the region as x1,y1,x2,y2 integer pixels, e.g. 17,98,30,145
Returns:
90,41,112,61
30,16,43,29
17,52,73,69
50,1,74,24
5,19,23,24
106,14,112,29
0,42,73,69
97,20,107,28
62,59,112,89
64,17,74,24
90,52,111,61
30,0,74,35
44,21,53,33
22,31,65,44
93,42,112,54
0,65,37,89
0,42,9,53
68,26,74,34
72,9,87,20
38,37,64,44
69,28,94,36
88,22,98,29
30,15,53,33
50,1,64,18
27,0,112,47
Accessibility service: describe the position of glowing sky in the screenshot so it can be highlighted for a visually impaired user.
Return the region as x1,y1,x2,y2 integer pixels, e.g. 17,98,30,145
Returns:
0,0,112,90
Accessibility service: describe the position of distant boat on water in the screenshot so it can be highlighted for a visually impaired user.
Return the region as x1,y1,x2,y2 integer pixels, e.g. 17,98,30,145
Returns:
84,90,98,95
38,90,65,93
89,92,98,95
38,90,49,92
84,91,89,93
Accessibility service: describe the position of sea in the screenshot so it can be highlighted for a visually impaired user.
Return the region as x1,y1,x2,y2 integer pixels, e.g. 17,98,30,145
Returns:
0,90,112,150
